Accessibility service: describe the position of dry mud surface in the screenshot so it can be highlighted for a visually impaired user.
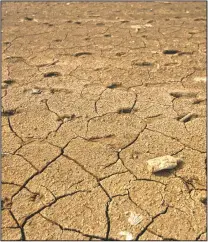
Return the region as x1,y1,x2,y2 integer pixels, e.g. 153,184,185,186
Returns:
1,2,207,241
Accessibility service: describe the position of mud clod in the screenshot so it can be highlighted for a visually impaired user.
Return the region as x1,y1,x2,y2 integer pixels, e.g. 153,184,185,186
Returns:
2,110,16,117
24,17,33,21
169,91,197,98
107,83,121,89
133,61,153,67
163,50,180,55
73,52,92,57
104,34,111,37
4,79,15,85
115,52,126,56
118,108,132,114
74,21,81,24
43,72,61,78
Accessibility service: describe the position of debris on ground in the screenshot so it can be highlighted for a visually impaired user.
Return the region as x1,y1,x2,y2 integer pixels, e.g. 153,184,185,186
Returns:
146,155,181,173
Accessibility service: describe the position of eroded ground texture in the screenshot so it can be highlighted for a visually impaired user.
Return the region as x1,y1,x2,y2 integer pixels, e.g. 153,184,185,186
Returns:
1,2,207,241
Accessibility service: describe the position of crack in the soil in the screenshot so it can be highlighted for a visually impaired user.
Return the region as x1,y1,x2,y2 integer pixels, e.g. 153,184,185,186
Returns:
38,213,116,241
9,210,26,240
10,142,69,200
2,4,206,241
7,117,24,143
146,127,205,154
135,206,169,240
20,189,90,237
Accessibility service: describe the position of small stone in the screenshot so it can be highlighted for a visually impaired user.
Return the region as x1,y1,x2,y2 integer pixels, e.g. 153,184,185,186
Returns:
146,155,181,173
31,89,41,94
131,25,141,30
132,152,139,159
144,23,152,27
179,113,198,123
127,211,143,225
119,231,133,240
63,118,69,123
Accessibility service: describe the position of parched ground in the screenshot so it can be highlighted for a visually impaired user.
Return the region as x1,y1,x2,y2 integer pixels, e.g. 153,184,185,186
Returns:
1,2,207,241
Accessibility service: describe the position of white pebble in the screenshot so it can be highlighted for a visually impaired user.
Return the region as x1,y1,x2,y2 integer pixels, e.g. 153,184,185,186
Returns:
32,88,41,94
127,212,143,225
63,118,69,123
146,155,181,173
131,25,141,30
119,231,133,240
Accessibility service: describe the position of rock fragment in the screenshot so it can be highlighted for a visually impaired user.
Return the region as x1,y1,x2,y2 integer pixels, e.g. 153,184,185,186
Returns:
31,89,41,94
127,211,143,225
146,155,181,173
179,113,198,123
169,91,197,98
119,231,133,240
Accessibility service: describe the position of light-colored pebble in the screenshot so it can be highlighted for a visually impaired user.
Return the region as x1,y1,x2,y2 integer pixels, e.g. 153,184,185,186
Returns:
63,118,69,123
179,113,197,123
31,88,41,94
146,155,181,173
127,211,143,225
119,231,133,240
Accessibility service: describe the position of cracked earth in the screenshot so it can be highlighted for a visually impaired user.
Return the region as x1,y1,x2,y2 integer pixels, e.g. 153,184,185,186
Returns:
1,2,207,241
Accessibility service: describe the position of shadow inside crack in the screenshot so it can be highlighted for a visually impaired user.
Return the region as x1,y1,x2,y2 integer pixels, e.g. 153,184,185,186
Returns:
2,109,17,117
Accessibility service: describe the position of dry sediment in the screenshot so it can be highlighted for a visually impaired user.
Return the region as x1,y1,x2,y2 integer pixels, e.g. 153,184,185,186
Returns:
1,2,207,241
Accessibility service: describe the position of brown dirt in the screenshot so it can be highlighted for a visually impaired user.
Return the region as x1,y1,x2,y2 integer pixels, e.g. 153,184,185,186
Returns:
1,2,206,241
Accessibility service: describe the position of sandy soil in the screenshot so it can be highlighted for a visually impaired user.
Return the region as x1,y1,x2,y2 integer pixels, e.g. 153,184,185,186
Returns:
1,2,207,241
